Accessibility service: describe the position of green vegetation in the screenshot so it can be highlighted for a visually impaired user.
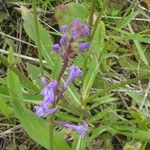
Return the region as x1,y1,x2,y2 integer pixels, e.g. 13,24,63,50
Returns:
0,0,150,149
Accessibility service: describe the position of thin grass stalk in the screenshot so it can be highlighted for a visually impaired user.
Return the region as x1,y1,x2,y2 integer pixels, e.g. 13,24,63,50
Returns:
90,0,109,40
82,0,109,82
32,1,44,76
49,115,54,150
88,0,96,30
82,0,97,80
116,0,138,28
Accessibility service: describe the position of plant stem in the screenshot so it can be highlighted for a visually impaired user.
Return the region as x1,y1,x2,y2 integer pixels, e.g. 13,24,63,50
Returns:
75,136,82,150
88,0,96,30
49,115,54,150
57,57,69,84
83,0,109,81
82,0,96,81
90,0,109,40
116,0,138,29
48,57,69,150
32,0,44,76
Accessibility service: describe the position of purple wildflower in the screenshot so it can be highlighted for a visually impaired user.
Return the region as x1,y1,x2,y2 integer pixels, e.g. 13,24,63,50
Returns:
70,19,90,40
35,106,57,118
60,34,67,46
63,121,87,138
59,25,68,32
64,65,83,88
35,80,58,118
41,80,57,103
78,42,90,51
52,44,61,53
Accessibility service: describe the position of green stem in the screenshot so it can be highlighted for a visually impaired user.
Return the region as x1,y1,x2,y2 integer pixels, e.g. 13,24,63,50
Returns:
90,0,109,40
83,0,109,81
88,0,96,30
82,53,88,82
48,57,69,150
116,0,138,29
49,114,55,150
32,1,44,76
82,0,96,81
82,73,150,104
75,136,82,150
122,0,138,18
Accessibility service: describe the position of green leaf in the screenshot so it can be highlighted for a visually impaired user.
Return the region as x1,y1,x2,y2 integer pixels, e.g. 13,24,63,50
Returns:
116,11,139,29
51,56,62,80
0,55,40,93
124,88,146,106
92,21,105,58
110,125,150,143
0,77,6,85
0,97,12,117
26,64,41,87
128,24,149,65
20,6,54,69
89,94,116,110
89,109,110,123
82,59,99,99
113,27,150,44
82,73,150,104
56,111,79,122
55,3,88,25
90,125,109,140
63,81,81,106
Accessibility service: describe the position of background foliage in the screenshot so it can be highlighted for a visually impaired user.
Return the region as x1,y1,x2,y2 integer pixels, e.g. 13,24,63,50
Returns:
0,0,150,149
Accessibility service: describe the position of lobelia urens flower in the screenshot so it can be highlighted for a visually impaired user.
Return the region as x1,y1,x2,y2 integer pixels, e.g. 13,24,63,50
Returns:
70,19,90,40
59,25,68,32
78,42,90,51
55,121,88,138
52,19,90,56
52,44,61,53
35,78,58,118
64,65,83,89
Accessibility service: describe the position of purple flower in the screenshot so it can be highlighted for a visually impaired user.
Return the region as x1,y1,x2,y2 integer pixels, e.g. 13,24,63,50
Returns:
59,25,68,32
41,80,57,102
60,34,67,46
63,121,87,138
78,42,90,51
64,65,83,88
52,44,61,53
35,80,58,118
70,19,90,40
35,106,57,118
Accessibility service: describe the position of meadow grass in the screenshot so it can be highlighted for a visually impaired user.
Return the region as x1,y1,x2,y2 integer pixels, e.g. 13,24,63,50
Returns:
0,0,150,149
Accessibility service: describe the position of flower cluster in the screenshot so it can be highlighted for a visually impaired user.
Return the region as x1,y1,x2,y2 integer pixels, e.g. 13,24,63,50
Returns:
35,78,57,118
35,66,87,137
52,19,90,56
35,19,89,138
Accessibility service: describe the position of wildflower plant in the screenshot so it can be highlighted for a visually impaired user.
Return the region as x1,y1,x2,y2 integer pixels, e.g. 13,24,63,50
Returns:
35,19,90,141
2,1,150,150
